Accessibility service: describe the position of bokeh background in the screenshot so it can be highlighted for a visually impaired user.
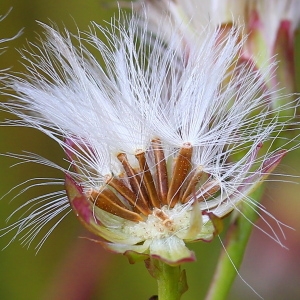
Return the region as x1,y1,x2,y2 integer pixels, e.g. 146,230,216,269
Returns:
0,1,299,299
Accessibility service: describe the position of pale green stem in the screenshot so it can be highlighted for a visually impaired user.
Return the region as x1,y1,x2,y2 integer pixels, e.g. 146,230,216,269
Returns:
147,259,188,300
205,185,265,300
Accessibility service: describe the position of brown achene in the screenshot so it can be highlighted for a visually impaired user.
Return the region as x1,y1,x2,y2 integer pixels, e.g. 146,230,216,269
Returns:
88,139,220,222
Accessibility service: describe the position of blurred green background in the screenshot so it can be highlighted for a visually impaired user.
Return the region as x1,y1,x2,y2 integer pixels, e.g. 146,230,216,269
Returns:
0,1,299,299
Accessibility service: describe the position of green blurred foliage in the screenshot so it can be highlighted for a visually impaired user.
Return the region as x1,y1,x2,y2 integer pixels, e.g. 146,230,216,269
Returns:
0,1,299,299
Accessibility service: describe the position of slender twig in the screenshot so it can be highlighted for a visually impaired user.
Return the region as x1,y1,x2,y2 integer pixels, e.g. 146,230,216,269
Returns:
205,186,265,300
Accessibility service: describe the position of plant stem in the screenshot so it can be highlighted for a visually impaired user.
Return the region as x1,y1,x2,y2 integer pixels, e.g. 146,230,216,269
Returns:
147,258,188,300
205,185,265,300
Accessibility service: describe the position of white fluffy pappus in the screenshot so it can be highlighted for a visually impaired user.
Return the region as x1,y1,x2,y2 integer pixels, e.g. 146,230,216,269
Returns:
0,13,298,267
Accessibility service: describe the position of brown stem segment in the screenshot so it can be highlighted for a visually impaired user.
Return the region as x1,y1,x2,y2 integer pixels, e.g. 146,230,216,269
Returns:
198,180,220,201
152,139,169,205
117,153,152,214
90,188,143,222
183,180,220,204
135,150,161,208
167,143,192,207
181,166,204,203
105,175,150,216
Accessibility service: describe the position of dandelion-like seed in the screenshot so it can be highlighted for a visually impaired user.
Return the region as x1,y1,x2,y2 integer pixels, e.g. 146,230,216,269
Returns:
0,11,294,279
133,0,300,112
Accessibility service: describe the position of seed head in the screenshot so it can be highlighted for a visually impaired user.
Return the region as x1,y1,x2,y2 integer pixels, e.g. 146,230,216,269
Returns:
0,13,295,264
